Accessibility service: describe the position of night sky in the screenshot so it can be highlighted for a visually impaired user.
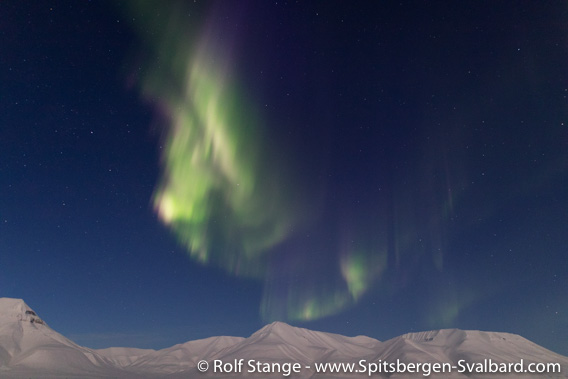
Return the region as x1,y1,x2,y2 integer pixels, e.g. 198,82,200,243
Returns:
1,1,567,355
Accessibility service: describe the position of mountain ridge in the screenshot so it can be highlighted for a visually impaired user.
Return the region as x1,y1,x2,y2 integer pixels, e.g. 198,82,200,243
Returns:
1,298,566,378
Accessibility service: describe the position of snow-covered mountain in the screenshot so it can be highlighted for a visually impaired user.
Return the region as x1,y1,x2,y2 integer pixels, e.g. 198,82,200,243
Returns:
0,298,125,378
0,298,566,378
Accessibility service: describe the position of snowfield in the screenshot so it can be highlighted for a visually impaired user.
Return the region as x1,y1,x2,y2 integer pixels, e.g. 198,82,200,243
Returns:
0,298,566,378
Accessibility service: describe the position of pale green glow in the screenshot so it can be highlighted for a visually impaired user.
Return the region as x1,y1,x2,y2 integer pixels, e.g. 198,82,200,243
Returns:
341,250,387,300
260,278,353,322
296,294,350,321
427,286,477,327
259,247,386,322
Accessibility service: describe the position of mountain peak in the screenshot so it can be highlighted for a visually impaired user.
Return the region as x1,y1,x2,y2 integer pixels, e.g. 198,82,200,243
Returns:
253,321,306,339
266,320,294,330
0,297,28,310
0,297,44,325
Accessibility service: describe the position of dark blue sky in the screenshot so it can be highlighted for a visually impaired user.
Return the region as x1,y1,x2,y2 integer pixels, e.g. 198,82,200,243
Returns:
1,1,567,355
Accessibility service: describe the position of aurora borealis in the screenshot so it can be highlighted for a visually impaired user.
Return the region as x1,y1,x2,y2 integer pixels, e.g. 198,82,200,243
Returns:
145,13,296,277
129,1,387,321
1,0,567,356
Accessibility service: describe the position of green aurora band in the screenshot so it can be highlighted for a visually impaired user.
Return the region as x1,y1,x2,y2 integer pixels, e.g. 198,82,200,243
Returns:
127,2,388,322
150,40,295,278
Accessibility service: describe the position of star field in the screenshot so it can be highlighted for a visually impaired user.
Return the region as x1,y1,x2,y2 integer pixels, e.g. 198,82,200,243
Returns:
0,1,567,355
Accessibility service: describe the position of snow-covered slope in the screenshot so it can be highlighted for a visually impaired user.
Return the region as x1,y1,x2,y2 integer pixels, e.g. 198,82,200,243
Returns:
98,335,246,376
0,298,125,378
1,298,566,378
375,329,568,378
